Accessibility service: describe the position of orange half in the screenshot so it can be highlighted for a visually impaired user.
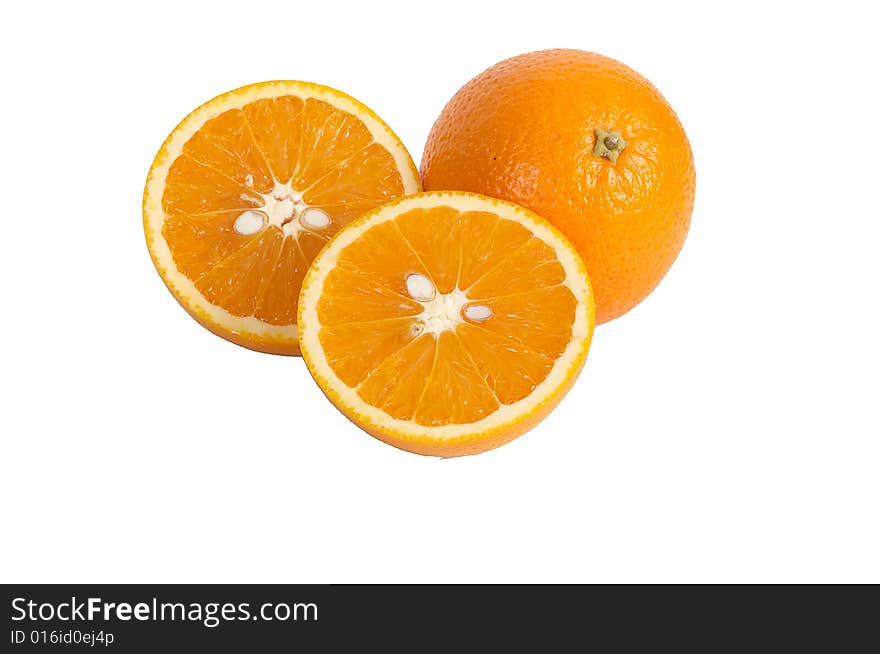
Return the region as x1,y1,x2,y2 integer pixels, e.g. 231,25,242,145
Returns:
298,192,595,457
143,81,420,355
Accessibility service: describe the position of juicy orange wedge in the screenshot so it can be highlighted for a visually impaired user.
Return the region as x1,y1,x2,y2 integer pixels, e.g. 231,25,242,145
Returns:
298,191,595,456
143,81,420,355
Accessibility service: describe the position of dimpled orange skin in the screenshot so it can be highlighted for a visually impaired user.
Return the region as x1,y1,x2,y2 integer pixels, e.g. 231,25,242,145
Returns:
421,49,696,323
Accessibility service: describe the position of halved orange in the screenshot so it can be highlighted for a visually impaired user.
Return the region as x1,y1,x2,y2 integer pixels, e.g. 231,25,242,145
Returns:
298,191,595,457
143,81,420,355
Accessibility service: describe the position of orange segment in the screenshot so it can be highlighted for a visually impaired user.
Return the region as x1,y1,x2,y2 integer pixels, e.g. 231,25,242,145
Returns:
465,286,578,358
240,96,304,182
317,266,423,326
456,322,557,405
332,220,432,298
292,99,375,190
357,335,438,421
394,207,462,294
304,143,406,219
254,237,304,326
457,211,533,289
412,331,501,427
466,238,567,298
182,108,274,194
319,317,420,388
161,210,258,281
298,191,595,457
162,155,261,216
194,228,283,318
143,81,420,355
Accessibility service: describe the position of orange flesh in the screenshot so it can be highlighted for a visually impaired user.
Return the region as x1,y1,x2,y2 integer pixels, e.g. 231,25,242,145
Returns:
161,96,405,326
317,207,577,426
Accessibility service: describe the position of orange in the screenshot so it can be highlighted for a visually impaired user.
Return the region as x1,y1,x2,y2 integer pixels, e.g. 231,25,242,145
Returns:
298,191,595,457
421,49,695,324
143,81,420,355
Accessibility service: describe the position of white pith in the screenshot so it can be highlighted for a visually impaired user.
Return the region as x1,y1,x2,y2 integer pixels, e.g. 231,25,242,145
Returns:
236,181,328,239
299,192,594,441
261,180,301,227
417,287,467,336
143,81,420,348
403,277,491,336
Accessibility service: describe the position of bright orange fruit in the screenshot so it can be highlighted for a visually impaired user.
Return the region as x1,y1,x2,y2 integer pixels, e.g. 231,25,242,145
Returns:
144,81,420,355
421,49,696,324
298,191,595,457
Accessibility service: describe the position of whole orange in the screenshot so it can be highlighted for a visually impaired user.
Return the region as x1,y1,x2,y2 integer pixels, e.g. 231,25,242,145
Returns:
421,49,695,323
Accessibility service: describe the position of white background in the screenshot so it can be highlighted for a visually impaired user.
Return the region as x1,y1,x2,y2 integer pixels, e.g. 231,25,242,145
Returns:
1,0,878,583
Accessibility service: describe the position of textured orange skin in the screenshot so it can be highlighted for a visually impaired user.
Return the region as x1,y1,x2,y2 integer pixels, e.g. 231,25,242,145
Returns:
421,49,696,323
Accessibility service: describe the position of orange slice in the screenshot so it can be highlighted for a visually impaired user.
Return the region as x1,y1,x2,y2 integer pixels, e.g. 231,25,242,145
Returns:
298,191,595,457
143,81,420,355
